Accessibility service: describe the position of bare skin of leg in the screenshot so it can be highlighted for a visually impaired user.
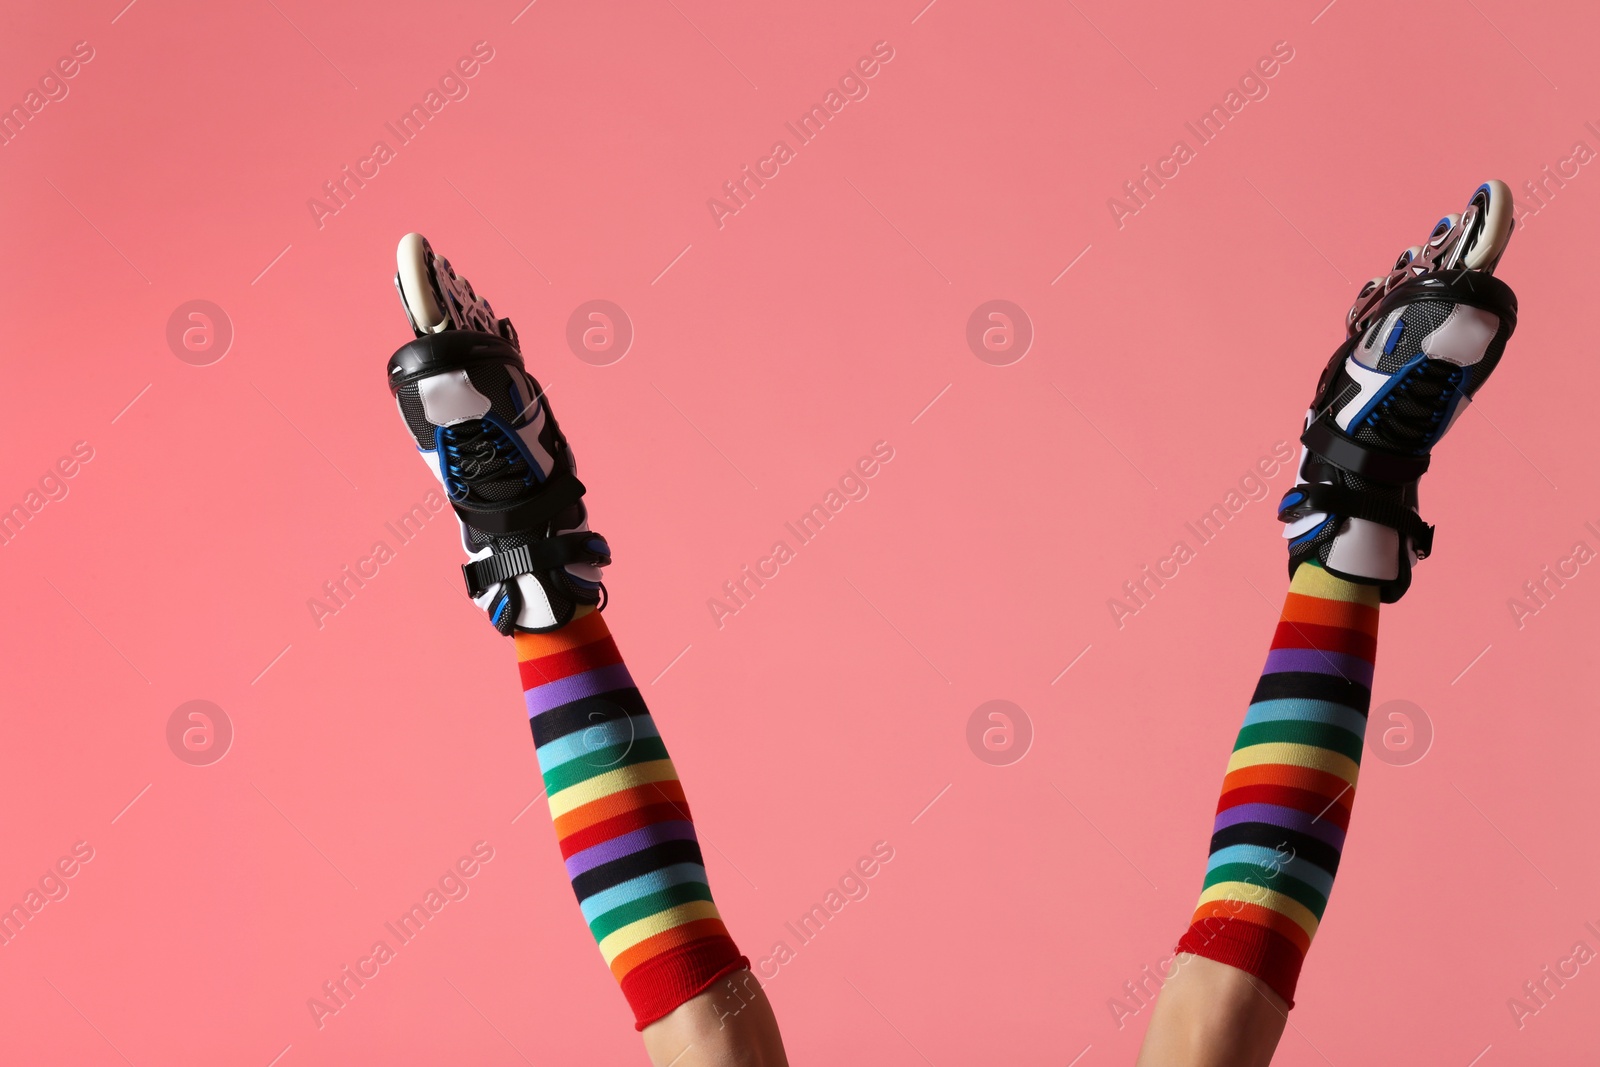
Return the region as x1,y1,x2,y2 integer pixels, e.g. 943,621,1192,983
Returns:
641,969,789,1067
1135,955,1288,1067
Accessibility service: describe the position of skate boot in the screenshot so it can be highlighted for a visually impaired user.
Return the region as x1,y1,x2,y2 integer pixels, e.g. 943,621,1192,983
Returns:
387,233,610,633
1278,181,1518,602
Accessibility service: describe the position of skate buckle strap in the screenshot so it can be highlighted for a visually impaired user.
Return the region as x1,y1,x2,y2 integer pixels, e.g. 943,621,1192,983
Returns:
1301,420,1431,485
463,533,613,598
450,468,587,535
1278,483,1435,559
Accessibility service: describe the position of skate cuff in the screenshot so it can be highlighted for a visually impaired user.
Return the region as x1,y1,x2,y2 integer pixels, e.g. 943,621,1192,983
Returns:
1278,483,1435,559
1301,420,1430,484
463,533,612,598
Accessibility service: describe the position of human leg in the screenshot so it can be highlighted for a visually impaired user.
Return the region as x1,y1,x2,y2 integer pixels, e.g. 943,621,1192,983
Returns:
385,237,788,1064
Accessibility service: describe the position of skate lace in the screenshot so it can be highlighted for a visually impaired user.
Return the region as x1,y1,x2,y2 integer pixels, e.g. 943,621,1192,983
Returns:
1360,359,1466,454
440,420,534,503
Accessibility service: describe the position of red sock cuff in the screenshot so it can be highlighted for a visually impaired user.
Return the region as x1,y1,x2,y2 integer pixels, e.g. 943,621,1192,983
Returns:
621,937,751,1030
1175,920,1303,1009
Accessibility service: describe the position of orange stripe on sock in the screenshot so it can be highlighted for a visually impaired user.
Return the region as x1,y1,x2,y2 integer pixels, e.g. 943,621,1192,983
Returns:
519,636,624,689
1220,763,1354,806
514,610,612,661
1280,592,1379,637
552,779,692,839
609,918,733,982
1188,899,1313,958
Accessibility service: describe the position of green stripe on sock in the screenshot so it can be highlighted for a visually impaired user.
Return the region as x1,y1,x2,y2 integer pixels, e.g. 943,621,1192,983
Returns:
1201,862,1330,919
588,881,716,942
1233,720,1364,764
542,737,673,793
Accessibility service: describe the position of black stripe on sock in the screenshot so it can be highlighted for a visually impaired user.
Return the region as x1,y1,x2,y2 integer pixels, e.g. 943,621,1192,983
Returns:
571,838,706,901
532,688,652,748
1209,822,1342,879
1251,671,1371,714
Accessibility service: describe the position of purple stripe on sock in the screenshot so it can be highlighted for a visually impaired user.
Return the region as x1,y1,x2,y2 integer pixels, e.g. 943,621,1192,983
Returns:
526,663,637,718
1213,802,1347,850
1262,648,1374,688
564,821,699,879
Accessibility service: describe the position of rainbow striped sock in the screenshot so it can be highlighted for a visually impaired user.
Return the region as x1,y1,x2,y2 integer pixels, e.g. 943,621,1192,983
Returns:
517,610,748,1029
1175,561,1379,1006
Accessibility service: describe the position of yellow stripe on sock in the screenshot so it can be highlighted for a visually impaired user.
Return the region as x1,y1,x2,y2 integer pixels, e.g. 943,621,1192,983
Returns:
1227,743,1360,787
547,760,681,819
1290,562,1381,606
1196,882,1320,941
597,900,725,964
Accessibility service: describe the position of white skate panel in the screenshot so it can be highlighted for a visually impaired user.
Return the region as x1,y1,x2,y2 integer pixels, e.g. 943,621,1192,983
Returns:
1325,518,1400,582
1333,359,1393,431
1284,512,1328,540
1420,305,1499,367
513,576,559,630
419,370,492,425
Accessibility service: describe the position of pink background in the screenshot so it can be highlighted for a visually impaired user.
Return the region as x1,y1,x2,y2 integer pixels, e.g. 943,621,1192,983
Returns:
2,0,1596,1063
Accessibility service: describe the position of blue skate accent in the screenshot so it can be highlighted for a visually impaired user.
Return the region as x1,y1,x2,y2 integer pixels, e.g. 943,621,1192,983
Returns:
435,412,547,505
481,410,546,486
436,416,541,502
432,425,464,502
1383,318,1406,356
1346,352,1427,430
435,425,466,501
1427,386,1470,452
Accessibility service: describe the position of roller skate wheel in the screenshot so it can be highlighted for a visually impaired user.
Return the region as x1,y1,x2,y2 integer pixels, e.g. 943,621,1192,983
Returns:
1393,246,1423,272
1428,214,1461,248
396,232,448,333
1461,179,1514,271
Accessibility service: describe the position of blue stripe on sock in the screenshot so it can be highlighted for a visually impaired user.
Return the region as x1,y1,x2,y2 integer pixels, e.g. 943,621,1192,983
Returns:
1204,843,1337,898
535,715,661,774
1242,698,1368,739
578,862,711,923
